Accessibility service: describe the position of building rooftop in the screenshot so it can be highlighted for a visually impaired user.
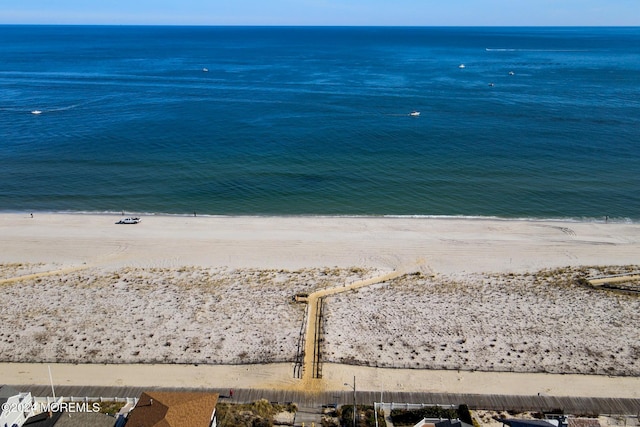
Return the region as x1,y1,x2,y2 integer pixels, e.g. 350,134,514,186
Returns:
125,390,219,427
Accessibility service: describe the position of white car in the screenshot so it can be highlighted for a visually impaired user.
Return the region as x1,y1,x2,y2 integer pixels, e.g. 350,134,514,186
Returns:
116,217,141,224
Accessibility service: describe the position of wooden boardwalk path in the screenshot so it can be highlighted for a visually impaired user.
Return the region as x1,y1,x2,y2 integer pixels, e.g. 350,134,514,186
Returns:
14,385,640,416
300,268,412,383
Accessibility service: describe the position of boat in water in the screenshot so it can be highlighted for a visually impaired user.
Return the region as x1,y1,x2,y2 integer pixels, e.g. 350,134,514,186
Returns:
409,111,420,117
31,110,42,115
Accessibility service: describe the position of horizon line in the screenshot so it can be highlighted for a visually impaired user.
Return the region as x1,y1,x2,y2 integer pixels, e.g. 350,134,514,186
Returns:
1,23,639,28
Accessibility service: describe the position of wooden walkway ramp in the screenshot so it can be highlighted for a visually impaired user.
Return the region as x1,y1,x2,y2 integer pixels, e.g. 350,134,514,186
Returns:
16,385,640,416
300,268,413,382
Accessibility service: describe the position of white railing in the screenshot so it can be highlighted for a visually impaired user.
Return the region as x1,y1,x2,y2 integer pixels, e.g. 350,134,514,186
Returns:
33,396,137,404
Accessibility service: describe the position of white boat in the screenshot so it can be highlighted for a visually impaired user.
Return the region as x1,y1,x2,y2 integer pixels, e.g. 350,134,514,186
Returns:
409,111,420,117
509,71,515,76
31,110,42,115
458,64,466,69
116,217,141,224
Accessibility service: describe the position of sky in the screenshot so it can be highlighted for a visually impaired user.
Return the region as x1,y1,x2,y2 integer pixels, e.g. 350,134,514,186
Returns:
2,0,639,26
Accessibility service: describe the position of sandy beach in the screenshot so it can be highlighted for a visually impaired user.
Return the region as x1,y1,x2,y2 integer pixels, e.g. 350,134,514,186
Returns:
0,213,639,396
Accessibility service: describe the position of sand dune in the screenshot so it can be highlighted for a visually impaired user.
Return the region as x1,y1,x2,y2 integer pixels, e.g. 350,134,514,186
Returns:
0,263,637,377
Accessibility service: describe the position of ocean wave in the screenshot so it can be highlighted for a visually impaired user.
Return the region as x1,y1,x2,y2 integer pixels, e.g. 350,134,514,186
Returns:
2,27,638,222
1,210,636,224
485,48,590,52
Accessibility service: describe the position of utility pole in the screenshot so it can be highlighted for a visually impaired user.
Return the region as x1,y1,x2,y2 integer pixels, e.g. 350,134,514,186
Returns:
48,365,56,399
344,376,356,426
353,376,356,427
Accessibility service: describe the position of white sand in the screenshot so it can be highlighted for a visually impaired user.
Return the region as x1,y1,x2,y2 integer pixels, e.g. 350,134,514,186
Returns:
0,213,639,396
2,213,638,272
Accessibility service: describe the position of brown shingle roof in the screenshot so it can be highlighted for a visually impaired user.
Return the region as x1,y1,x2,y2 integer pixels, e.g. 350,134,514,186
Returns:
126,391,219,427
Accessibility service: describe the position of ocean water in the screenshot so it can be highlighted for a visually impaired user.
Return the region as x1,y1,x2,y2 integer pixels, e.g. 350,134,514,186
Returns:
1,26,639,220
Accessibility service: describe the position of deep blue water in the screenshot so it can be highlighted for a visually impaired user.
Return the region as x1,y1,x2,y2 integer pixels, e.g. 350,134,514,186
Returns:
1,26,639,219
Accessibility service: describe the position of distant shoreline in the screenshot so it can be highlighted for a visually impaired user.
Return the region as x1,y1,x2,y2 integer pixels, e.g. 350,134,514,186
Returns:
2,210,634,224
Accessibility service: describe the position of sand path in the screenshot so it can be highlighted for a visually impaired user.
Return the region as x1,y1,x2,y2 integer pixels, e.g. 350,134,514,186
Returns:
2,362,639,399
589,274,640,285
0,266,89,285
